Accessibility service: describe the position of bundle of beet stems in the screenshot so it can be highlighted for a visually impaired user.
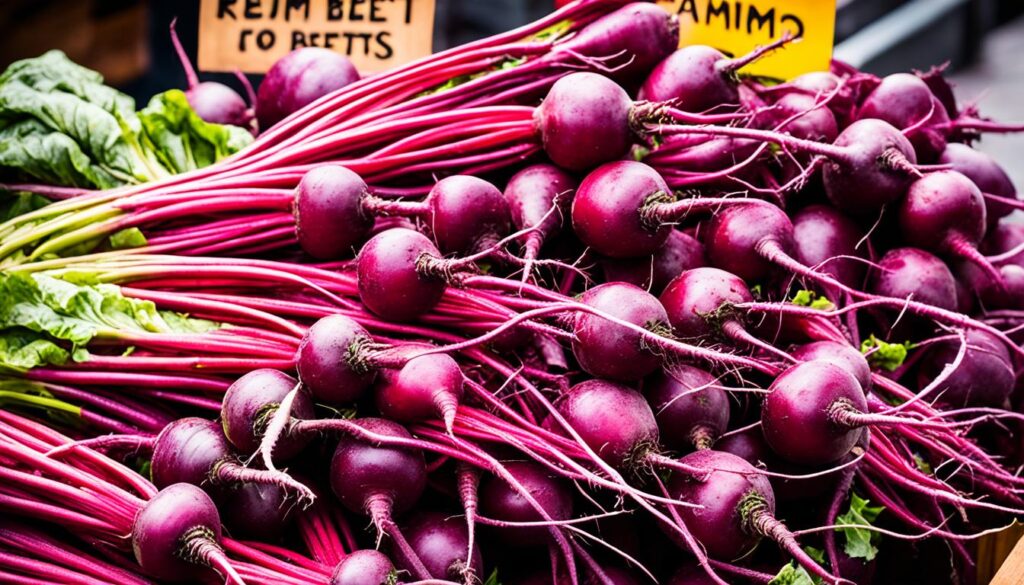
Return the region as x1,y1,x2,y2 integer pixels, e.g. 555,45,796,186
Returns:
4,1,1024,584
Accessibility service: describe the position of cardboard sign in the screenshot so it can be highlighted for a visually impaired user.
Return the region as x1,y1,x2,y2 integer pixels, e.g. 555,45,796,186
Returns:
197,0,436,75
656,0,835,80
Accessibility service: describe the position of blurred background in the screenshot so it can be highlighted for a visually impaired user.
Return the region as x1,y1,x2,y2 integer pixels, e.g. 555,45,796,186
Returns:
0,0,1021,177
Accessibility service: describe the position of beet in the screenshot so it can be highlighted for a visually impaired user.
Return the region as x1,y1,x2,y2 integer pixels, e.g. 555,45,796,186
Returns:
256,48,360,129
535,72,632,172
917,330,1015,408
479,461,573,546
644,365,730,451
571,282,670,381
553,379,659,469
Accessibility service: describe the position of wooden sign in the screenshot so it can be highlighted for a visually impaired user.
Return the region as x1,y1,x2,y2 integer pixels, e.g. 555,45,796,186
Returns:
655,0,836,80
197,0,436,75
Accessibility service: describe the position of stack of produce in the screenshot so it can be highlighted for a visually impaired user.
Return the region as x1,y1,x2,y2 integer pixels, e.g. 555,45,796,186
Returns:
1,1,1023,583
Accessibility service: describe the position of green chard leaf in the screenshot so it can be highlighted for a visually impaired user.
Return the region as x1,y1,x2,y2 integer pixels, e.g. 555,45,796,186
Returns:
107,227,148,250
769,547,826,585
0,79,161,184
790,289,834,310
137,89,252,174
836,493,885,561
0,50,135,118
769,563,818,585
0,272,219,353
0,52,251,190
481,569,503,585
0,328,70,372
860,335,914,371
0,192,51,222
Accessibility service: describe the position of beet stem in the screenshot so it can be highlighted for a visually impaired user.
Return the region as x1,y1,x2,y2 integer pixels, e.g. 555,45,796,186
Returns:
210,459,316,505
365,493,432,580
721,33,793,74
179,527,245,585
258,381,302,472
746,503,845,584
168,19,200,89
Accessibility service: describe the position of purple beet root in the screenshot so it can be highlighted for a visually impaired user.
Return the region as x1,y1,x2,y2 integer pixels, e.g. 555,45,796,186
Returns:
393,512,483,581
330,549,395,585
479,460,573,547
535,72,633,172
917,330,1015,408
857,73,950,161
256,48,360,130
601,229,706,294
665,450,775,559
220,482,293,541
294,166,373,260
762,361,867,465
791,340,872,389
660,267,752,340
357,228,447,322
939,143,1018,227
870,247,958,312
791,204,867,290
296,314,376,405
823,119,918,215
983,220,1024,269
132,483,232,582
553,379,659,470
644,365,730,451
221,368,315,459
424,175,511,254
572,282,670,381
572,160,672,258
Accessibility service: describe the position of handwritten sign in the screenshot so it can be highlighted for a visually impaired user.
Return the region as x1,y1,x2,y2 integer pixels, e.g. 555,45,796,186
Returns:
198,0,436,75
656,0,835,80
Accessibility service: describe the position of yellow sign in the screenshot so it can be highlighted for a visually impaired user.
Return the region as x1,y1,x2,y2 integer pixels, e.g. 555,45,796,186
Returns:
656,0,835,80
198,0,436,75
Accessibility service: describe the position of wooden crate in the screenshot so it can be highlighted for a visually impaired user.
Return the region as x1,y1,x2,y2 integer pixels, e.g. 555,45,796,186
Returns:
980,523,1024,584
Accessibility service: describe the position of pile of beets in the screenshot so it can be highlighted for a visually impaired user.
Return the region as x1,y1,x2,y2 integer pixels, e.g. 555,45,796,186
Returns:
2,2,1024,584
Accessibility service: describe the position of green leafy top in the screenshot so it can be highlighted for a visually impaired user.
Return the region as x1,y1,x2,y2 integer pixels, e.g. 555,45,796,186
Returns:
137,89,253,174
769,563,817,585
769,547,826,585
0,272,218,358
0,328,74,372
0,51,252,189
860,335,914,371
482,569,503,585
790,289,835,310
836,493,885,561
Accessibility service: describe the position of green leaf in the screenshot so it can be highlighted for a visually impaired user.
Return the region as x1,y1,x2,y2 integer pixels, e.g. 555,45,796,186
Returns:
860,335,914,371
769,562,818,585
0,118,123,188
108,227,147,250
836,493,885,561
0,272,220,354
0,192,51,222
482,569,502,585
913,452,933,474
0,80,160,185
0,328,70,372
790,289,834,310
0,50,135,118
769,547,825,585
0,52,251,190
137,90,252,174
